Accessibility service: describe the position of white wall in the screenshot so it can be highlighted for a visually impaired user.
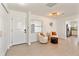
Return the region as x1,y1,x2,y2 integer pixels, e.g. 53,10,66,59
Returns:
0,4,10,56
31,15,56,33
55,19,66,39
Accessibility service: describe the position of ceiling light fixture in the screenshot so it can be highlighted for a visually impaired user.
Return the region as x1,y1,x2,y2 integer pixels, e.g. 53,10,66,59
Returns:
52,12,60,16
49,12,61,16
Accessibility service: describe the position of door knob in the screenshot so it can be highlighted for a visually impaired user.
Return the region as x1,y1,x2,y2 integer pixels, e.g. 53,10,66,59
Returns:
24,29,26,33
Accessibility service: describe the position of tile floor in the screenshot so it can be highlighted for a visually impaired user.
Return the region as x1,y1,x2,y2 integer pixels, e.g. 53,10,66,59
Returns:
6,36,79,56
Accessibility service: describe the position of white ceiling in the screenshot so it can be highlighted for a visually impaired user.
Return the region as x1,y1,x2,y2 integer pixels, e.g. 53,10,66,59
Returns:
7,3,79,19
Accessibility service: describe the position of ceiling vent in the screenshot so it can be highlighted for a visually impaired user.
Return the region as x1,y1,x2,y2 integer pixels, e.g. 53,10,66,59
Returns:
46,3,56,7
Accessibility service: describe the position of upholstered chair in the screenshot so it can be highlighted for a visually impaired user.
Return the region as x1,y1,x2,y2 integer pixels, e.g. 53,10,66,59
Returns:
49,32,58,43
50,32,58,37
38,33,48,43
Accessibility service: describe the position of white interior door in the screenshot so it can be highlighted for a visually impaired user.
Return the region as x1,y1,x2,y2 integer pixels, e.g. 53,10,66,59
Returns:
12,15,27,45
29,20,42,42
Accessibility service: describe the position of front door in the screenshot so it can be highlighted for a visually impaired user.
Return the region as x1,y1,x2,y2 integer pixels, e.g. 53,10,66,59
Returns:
11,15,27,45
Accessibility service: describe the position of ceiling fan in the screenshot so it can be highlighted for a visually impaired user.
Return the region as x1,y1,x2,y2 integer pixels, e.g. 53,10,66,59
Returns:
46,3,56,7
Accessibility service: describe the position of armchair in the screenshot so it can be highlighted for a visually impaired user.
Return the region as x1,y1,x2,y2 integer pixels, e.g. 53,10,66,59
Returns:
38,33,48,43
49,32,58,44
50,32,58,37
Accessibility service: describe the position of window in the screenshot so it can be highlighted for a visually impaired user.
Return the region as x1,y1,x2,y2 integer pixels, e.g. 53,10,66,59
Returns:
31,20,42,33
35,24,41,32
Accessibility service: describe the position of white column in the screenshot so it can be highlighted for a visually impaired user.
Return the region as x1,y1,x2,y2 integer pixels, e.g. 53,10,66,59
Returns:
27,11,31,45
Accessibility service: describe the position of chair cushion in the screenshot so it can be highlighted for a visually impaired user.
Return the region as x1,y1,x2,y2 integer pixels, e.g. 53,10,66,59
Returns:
40,33,45,37
52,32,57,35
